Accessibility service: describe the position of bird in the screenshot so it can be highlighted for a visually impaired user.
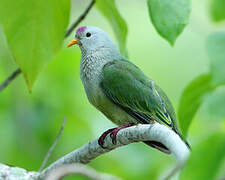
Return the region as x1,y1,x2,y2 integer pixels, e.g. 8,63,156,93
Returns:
68,26,189,154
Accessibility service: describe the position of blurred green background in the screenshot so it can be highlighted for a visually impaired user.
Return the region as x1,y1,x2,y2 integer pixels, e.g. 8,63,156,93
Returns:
0,0,225,179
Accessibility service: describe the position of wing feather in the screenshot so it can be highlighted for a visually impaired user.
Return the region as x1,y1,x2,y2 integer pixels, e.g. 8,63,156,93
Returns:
101,60,176,129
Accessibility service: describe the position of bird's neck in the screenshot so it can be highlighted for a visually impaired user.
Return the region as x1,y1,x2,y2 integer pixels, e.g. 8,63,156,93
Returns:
80,46,121,81
79,46,123,107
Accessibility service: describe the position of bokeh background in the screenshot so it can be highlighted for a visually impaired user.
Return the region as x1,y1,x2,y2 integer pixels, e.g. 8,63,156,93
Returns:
0,0,225,179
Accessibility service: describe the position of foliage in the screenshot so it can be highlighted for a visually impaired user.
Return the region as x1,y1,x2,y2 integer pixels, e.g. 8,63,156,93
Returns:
180,132,225,180
96,0,128,57
147,0,190,45
207,32,225,86
0,0,70,90
178,32,225,138
178,74,214,138
0,26,14,64
0,0,225,180
210,0,225,22
177,6,225,178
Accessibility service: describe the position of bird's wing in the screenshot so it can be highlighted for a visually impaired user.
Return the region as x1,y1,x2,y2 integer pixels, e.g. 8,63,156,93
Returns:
100,60,177,128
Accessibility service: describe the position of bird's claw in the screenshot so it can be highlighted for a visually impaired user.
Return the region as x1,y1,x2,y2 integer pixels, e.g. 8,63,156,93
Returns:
98,128,116,148
110,130,118,145
98,123,135,148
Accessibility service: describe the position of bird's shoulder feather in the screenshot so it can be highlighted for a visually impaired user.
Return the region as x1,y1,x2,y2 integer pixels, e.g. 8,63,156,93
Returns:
101,59,178,130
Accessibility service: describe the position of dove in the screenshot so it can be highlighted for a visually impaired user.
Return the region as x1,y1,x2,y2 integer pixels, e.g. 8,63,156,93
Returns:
68,26,189,154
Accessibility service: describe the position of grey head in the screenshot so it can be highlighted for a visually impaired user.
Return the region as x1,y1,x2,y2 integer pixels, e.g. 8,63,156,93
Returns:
68,26,120,57
67,26,123,106
68,26,124,89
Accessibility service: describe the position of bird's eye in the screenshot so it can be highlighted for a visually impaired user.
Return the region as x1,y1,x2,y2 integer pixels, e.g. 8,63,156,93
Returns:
86,32,91,37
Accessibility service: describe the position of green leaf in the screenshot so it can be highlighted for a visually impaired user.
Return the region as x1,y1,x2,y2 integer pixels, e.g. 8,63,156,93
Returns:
180,132,225,180
0,0,70,90
96,0,128,57
0,25,14,63
203,87,225,120
210,0,225,22
178,32,225,138
147,0,190,45
178,74,214,138
207,32,225,86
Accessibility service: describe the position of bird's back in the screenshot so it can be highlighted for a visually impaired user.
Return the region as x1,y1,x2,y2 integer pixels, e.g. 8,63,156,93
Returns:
100,59,190,152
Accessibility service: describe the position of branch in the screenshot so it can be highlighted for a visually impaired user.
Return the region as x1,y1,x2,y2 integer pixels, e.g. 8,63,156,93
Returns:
65,0,96,38
0,0,96,92
0,163,38,180
161,164,182,180
0,123,190,179
0,68,21,92
0,163,119,180
39,117,66,171
45,163,121,180
38,123,190,179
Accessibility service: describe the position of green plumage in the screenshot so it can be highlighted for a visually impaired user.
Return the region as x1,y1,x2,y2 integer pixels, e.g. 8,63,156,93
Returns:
101,59,180,135
74,26,189,153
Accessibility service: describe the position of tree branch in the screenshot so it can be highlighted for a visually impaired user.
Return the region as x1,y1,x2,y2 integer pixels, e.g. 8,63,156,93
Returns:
0,163,39,180
0,0,96,92
161,164,183,180
0,123,190,180
45,163,121,180
0,68,21,91
0,163,119,180
65,0,96,38
38,123,190,179
39,117,66,172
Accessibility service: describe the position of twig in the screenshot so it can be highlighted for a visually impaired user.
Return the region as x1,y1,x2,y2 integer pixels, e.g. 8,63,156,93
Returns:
39,117,66,172
45,163,121,180
0,0,96,92
161,164,183,180
65,0,96,38
38,123,190,180
0,68,21,91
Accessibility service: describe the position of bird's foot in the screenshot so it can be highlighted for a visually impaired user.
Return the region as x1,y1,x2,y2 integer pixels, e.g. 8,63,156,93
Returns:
98,123,135,148
98,128,116,148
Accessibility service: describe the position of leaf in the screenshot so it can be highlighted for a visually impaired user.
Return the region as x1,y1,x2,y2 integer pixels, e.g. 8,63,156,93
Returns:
96,0,128,57
207,32,225,86
0,0,70,90
178,32,225,138
147,0,190,45
210,0,225,22
0,25,14,63
180,132,225,180
203,87,225,120
178,74,214,138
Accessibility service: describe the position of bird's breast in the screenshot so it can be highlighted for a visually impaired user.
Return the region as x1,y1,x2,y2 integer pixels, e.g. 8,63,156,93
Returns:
80,53,137,125
81,77,136,126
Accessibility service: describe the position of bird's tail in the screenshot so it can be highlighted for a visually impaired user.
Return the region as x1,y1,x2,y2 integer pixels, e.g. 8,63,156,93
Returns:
143,141,171,154
143,129,191,155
